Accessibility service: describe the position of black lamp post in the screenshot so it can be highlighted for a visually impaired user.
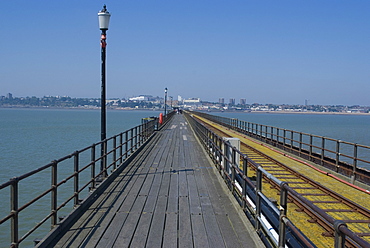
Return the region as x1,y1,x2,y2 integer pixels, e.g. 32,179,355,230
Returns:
98,5,111,176
164,88,168,115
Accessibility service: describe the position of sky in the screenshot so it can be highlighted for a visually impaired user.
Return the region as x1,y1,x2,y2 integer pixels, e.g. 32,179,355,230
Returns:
1,1,370,106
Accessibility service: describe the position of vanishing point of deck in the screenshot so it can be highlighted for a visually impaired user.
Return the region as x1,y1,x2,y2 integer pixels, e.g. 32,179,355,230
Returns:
46,114,263,247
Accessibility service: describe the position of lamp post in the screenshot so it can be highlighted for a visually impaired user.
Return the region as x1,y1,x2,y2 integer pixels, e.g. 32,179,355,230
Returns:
98,5,111,177
164,88,168,115
170,96,173,109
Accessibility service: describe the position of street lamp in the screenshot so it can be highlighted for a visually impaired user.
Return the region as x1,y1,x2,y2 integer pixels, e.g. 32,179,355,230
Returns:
164,88,168,115
98,5,111,177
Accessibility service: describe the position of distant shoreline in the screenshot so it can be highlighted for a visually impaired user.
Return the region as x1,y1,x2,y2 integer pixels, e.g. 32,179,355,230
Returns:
204,110,370,116
1,106,369,116
0,106,160,111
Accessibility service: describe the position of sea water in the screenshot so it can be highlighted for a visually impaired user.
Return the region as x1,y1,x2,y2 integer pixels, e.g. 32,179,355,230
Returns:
0,108,161,247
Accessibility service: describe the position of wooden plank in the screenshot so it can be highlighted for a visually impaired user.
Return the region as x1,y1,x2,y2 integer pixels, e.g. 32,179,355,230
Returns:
200,196,225,248
162,212,178,248
146,195,167,247
188,174,202,215
191,214,210,248
113,195,147,247
129,212,152,247
167,171,178,213
179,196,193,247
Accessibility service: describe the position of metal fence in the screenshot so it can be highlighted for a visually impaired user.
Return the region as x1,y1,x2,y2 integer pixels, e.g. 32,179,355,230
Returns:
193,111,370,186
0,112,174,248
185,111,370,248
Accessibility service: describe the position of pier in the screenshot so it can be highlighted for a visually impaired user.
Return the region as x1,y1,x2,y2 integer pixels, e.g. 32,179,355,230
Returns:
41,114,262,247
1,111,370,248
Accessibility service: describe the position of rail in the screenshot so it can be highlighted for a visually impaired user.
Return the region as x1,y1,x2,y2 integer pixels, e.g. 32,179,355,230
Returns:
192,111,370,186
0,112,174,248
185,111,370,248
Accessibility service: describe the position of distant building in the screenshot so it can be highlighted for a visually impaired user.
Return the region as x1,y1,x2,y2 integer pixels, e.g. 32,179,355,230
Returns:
240,98,246,105
183,98,201,104
128,95,157,102
6,93,13,99
129,96,149,101
229,98,235,106
178,95,183,103
219,98,224,104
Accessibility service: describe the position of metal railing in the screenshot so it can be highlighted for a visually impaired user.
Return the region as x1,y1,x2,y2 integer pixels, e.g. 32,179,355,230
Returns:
193,111,370,186
0,112,174,248
185,111,370,248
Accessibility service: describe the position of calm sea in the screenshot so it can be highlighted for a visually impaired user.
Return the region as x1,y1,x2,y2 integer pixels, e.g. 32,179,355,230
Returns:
0,108,161,247
1,108,369,246
215,111,370,146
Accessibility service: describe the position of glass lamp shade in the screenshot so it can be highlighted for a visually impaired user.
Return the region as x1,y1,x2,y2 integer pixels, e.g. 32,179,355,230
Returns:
98,7,111,30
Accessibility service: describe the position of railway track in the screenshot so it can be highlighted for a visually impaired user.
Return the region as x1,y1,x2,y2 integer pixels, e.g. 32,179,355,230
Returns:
194,115,370,247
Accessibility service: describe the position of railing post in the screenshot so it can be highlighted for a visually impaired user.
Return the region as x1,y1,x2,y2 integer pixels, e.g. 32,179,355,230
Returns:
321,137,325,166
242,156,248,209
135,127,138,150
113,136,117,170
119,133,123,165
91,144,96,190
74,151,79,206
283,129,286,149
231,147,236,193
125,131,128,159
299,133,303,155
51,160,58,227
104,140,107,177
10,177,19,247
224,142,230,175
255,167,262,231
309,135,313,161
352,144,358,184
259,125,263,140
290,131,294,151
139,125,143,145
130,128,134,154
264,125,267,142
278,182,289,248
334,220,347,248
336,140,340,172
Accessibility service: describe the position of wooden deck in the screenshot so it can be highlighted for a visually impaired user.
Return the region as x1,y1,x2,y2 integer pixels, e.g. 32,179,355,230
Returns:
49,114,263,248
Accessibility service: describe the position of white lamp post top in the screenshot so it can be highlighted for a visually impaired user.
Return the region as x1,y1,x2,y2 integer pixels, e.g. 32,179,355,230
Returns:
98,5,111,30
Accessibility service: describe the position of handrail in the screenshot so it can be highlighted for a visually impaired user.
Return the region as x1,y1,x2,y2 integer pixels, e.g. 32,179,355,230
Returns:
184,111,370,248
0,111,175,247
192,111,370,186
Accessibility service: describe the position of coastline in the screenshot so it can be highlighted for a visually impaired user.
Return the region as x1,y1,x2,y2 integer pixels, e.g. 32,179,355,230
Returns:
1,106,369,116
0,106,161,111
205,110,370,116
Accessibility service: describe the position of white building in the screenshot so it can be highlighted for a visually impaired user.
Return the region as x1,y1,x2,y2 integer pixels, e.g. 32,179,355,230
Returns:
129,96,149,101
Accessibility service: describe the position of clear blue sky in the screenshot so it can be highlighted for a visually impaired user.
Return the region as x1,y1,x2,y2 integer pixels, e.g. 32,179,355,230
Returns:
1,1,370,105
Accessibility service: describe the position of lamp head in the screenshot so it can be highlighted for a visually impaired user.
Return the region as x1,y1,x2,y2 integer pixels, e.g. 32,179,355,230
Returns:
98,5,111,30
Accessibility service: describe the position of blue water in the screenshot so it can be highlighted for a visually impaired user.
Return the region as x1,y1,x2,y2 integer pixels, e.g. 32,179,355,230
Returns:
215,112,370,146
1,108,369,246
0,108,161,182
0,108,161,247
